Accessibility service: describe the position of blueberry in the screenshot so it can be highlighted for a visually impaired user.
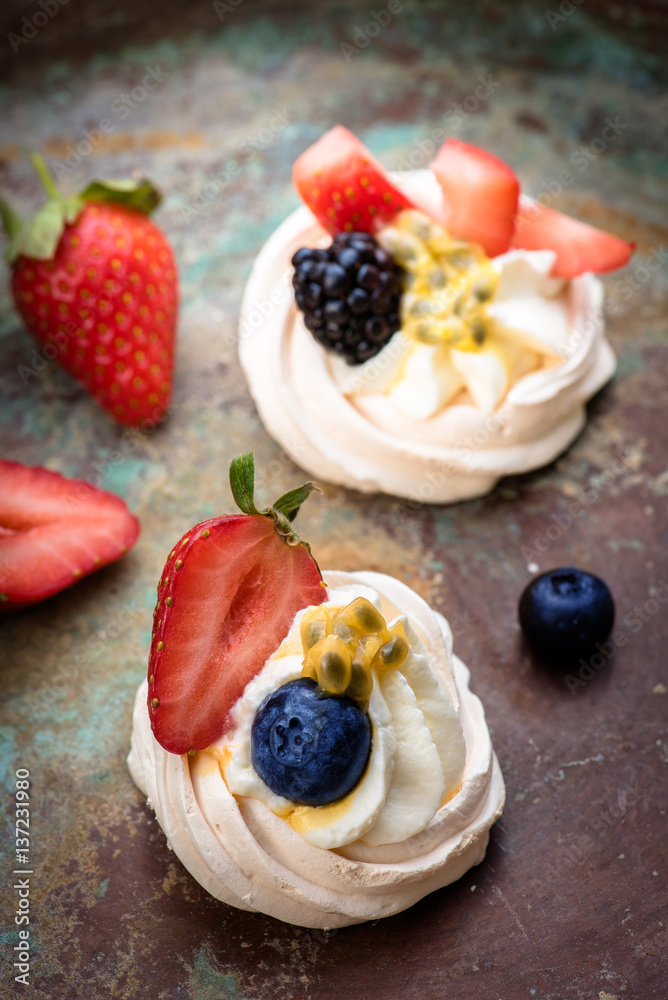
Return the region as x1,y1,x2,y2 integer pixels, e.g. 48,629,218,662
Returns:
251,678,372,806
519,567,614,662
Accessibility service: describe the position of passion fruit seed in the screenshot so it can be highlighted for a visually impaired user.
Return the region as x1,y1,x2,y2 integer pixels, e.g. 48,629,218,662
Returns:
340,595,387,634
376,209,499,351
300,617,327,651
348,647,374,701
310,634,352,695
300,596,409,701
378,623,410,667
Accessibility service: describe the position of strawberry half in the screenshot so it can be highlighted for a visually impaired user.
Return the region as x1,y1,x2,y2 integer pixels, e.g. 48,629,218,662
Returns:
0,460,140,611
0,156,178,427
148,454,326,755
293,125,415,236
430,139,520,258
510,200,634,278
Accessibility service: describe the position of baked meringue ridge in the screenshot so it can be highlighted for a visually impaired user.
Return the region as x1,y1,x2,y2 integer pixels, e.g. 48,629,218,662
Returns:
238,170,616,504
128,570,505,929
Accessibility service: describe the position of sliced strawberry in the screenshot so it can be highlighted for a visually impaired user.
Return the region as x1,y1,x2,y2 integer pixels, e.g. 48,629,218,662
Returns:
511,200,634,278
0,460,140,611
430,139,520,258
148,455,326,754
293,125,415,236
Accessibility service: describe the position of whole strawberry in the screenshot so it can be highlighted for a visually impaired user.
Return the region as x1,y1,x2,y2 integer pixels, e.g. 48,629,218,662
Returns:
1,155,178,426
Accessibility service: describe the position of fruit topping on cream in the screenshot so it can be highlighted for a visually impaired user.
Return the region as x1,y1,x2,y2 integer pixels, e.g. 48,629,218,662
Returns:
219,585,467,851
128,457,504,926
239,127,632,503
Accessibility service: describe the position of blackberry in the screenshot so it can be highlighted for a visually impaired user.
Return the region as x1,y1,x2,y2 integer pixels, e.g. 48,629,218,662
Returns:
291,232,403,365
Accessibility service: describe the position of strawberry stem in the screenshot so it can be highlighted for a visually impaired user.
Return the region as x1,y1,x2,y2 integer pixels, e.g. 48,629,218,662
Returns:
228,453,317,547
30,153,60,201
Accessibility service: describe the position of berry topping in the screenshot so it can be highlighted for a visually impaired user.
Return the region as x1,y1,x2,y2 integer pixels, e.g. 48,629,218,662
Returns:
250,678,372,806
511,201,634,278
292,125,415,236
0,460,139,611
518,567,615,661
148,455,326,755
292,232,404,364
430,139,520,258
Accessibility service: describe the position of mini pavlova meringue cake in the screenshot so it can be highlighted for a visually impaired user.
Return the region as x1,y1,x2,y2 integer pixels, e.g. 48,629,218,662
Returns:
239,129,632,504
128,456,504,928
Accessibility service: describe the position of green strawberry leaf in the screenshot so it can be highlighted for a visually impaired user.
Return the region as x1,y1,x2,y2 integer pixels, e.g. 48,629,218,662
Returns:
10,198,84,262
229,453,260,515
228,453,319,551
0,196,22,243
80,178,161,215
1,154,163,264
272,483,315,522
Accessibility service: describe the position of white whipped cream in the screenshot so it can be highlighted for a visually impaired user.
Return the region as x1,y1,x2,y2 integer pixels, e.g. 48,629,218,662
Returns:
128,570,505,929
238,172,615,504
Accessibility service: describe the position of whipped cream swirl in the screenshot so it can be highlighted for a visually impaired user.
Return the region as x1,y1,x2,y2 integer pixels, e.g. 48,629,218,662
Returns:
128,570,505,928
238,171,615,504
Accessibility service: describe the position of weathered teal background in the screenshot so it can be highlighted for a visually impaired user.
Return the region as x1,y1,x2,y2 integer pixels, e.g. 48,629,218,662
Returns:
1,2,667,998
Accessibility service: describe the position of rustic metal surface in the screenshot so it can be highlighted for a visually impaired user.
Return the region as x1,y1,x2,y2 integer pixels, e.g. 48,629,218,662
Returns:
1,2,667,998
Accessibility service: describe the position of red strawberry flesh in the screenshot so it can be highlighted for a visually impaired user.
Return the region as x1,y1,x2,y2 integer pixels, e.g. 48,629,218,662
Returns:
430,139,520,258
11,202,178,427
511,200,634,278
148,514,326,754
293,125,415,236
0,460,140,610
